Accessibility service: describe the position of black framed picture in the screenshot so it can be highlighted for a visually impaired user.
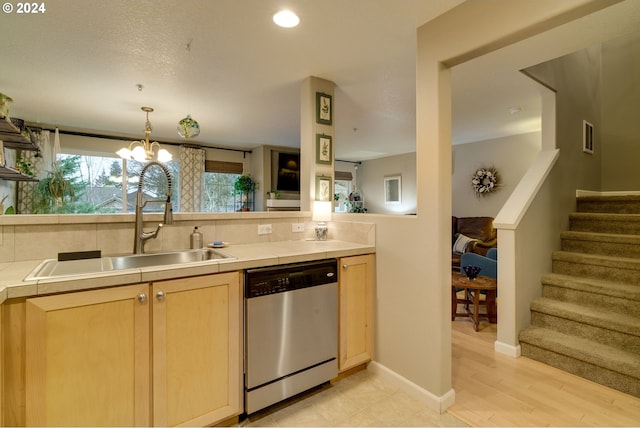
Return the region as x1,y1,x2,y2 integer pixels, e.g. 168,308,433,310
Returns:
276,152,300,191
316,92,332,125
316,134,332,165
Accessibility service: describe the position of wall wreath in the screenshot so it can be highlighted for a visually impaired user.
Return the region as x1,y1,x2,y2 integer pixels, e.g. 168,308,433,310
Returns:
471,167,499,196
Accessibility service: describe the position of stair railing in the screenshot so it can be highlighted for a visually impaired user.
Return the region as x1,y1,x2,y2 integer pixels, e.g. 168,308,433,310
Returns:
493,149,559,356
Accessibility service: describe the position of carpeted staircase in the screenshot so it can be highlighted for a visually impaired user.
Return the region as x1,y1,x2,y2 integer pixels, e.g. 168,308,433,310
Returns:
519,194,640,398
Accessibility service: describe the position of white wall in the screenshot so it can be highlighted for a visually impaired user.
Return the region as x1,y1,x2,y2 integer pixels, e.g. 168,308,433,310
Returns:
525,44,603,193
358,153,417,215
601,31,640,190
452,132,540,217
60,132,251,168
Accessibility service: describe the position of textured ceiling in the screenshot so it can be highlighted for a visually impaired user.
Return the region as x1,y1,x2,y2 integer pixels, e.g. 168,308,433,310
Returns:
1,1,639,161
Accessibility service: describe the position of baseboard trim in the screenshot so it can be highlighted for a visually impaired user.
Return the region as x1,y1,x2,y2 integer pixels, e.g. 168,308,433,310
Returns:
367,361,456,413
576,189,640,197
495,340,521,357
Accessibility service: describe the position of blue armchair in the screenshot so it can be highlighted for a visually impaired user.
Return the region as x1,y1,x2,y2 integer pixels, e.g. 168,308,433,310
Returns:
459,251,497,278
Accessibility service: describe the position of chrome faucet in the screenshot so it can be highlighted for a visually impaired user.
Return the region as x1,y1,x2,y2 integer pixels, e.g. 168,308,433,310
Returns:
133,161,173,254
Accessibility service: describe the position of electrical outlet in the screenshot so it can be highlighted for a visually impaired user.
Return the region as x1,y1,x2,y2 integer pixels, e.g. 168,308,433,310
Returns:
291,223,304,233
258,224,273,235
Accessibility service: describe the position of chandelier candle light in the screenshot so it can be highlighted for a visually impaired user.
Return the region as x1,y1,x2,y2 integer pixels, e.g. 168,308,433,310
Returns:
117,107,172,163
312,200,332,241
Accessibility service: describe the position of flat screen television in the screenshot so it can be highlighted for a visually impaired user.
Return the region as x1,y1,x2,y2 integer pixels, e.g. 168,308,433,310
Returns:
274,152,300,192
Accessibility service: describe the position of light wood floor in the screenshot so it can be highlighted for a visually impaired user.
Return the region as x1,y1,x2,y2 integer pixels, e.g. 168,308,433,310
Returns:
449,320,640,427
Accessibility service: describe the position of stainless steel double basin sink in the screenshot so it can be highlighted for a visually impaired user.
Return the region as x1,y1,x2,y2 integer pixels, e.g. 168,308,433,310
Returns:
26,248,236,280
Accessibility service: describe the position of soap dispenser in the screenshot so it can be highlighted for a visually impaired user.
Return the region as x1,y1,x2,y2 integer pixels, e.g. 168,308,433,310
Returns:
190,226,203,249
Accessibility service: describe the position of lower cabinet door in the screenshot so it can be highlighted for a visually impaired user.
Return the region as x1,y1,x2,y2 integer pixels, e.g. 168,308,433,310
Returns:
339,254,375,372
25,283,151,427
151,272,242,427
23,272,242,427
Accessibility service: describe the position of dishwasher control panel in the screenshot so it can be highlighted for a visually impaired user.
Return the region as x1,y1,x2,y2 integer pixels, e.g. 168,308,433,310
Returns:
244,258,337,298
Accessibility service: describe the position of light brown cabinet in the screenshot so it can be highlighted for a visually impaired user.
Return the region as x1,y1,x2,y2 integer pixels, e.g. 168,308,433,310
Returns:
151,273,242,427
26,283,151,426
338,254,375,372
23,272,242,427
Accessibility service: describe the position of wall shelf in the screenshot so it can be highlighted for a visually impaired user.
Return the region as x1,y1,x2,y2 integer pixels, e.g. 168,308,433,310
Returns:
266,199,300,211
0,166,38,182
1,115,39,182
0,115,38,150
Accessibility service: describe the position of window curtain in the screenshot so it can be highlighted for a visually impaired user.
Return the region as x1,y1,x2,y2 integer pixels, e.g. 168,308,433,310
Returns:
179,145,205,212
17,129,51,213
205,160,243,174
335,170,353,181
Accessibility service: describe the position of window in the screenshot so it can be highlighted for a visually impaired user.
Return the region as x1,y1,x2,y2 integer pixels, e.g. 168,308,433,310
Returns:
203,160,243,212
334,179,352,213
33,149,241,214
124,158,180,213
45,154,179,214
34,153,123,214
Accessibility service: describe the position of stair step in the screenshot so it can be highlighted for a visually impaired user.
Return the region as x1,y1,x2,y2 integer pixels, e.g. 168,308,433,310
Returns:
552,250,640,285
569,212,640,235
542,273,640,315
577,195,640,214
561,230,640,258
525,195,640,398
529,298,640,353
520,327,640,398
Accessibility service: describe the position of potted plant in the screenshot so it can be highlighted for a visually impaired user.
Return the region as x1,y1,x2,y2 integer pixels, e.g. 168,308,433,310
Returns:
267,189,280,199
33,157,79,213
234,174,257,211
15,157,34,176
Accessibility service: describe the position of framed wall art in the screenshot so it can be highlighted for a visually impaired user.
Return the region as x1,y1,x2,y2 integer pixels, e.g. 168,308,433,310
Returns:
583,120,594,154
384,175,402,204
315,134,332,165
315,175,332,201
316,92,332,125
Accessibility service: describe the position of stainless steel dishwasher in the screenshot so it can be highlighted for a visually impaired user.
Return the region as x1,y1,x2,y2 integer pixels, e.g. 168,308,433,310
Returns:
244,259,338,414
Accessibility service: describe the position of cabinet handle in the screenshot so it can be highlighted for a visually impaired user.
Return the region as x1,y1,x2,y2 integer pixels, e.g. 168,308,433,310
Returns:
343,264,348,269
156,291,165,301
138,293,147,303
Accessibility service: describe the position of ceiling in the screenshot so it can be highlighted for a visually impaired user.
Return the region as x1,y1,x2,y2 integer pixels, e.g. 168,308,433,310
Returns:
0,1,638,162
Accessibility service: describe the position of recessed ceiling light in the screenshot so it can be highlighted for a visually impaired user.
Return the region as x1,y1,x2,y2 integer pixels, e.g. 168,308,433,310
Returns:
273,10,299,28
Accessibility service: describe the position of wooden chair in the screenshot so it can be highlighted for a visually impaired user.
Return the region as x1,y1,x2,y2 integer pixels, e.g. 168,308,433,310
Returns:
452,251,497,330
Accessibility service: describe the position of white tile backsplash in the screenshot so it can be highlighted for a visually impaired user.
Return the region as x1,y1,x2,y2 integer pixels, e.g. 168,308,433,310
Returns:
0,214,374,262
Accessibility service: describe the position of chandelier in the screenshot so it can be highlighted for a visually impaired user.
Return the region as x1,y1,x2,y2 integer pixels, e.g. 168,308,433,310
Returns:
117,107,172,163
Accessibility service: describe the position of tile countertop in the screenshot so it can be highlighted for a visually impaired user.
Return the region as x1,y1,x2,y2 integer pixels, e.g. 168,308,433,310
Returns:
0,240,375,303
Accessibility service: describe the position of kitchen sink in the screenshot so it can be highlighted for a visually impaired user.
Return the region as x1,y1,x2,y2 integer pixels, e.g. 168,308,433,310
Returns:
25,248,236,280
27,257,116,280
110,248,235,270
